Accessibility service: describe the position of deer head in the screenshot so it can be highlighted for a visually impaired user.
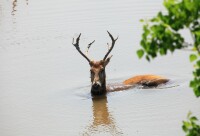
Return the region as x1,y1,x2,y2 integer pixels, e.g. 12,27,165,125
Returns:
72,31,118,95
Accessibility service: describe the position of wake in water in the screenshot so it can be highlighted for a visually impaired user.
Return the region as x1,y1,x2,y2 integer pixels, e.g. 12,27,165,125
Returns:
71,76,189,99
74,77,186,99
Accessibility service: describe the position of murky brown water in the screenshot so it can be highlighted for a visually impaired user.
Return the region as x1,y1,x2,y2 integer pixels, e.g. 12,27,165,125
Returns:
0,0,200,136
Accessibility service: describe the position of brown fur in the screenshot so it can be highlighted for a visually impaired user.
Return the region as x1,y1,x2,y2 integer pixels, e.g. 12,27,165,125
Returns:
123,74,169,86
90,61,104,68
90,60,108,95
90,60,169,94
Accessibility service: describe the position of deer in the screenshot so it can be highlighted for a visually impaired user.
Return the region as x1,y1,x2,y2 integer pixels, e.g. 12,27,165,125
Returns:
72,31,169,95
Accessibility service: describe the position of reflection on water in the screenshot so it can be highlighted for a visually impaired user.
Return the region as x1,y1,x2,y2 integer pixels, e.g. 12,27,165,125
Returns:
11,0,17,16
82,95,122,135
11,0,28,15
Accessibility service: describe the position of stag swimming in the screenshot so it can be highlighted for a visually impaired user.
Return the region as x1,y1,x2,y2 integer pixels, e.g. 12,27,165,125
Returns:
72,31,169,95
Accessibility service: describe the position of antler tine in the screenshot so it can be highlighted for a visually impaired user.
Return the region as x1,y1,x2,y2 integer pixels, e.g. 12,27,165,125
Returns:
103,31,118,61
72,33,81,47
86,40,95,58
72,33,91,63
88,40,95,49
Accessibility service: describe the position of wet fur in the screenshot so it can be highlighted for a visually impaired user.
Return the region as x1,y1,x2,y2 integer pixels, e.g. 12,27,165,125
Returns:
123,75,169,86
90,61,169,95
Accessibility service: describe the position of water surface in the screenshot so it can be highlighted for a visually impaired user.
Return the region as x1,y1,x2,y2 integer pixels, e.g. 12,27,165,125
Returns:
0,0,200,136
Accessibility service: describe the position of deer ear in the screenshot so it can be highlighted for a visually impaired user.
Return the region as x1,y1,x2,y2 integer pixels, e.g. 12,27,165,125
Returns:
104,55,112,67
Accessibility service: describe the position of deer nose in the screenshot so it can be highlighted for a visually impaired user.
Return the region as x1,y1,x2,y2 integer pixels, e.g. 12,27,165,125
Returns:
93,83,100,89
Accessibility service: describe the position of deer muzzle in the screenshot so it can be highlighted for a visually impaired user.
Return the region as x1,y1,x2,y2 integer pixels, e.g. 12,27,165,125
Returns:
92,81,101,88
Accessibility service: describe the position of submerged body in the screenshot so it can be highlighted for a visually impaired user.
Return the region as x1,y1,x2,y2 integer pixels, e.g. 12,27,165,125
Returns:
123,74,169,86
106,75,169,92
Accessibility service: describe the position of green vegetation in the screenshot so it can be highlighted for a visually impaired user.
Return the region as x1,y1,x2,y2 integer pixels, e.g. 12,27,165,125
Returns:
137,0,200,135
182,112,200,136
137,0,200,97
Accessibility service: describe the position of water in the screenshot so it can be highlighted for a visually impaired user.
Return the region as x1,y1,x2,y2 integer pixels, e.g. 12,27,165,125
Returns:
0,0,200,136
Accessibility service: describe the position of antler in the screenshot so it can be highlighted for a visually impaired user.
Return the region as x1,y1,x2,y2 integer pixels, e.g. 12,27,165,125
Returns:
103,31,118,61
72,33,95,63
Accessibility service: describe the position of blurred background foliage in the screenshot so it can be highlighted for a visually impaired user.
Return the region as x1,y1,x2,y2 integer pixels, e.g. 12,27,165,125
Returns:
137,0,200,135
182,112,200,136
